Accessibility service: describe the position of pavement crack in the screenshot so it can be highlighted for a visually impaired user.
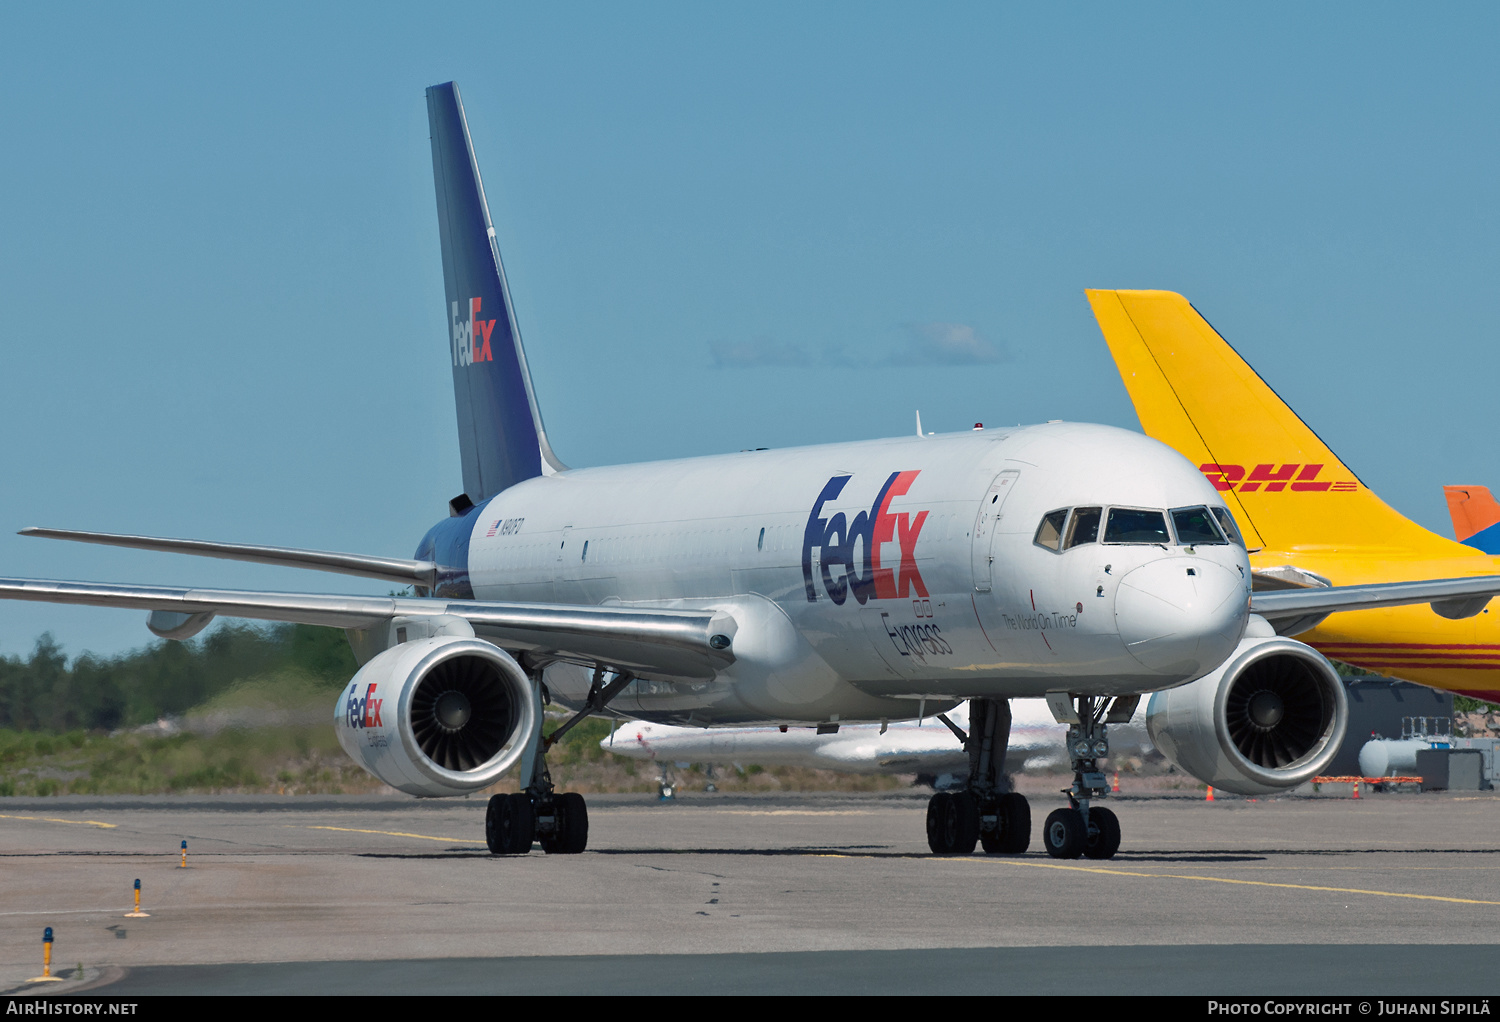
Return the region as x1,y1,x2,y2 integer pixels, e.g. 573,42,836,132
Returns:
633,864,729,878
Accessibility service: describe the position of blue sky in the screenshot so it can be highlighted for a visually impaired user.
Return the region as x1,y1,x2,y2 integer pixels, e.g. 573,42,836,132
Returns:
2,3,1498,659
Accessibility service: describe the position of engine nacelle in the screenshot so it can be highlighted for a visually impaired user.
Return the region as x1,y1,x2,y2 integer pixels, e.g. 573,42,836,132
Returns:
1146,634,1347,796
334,636,537,797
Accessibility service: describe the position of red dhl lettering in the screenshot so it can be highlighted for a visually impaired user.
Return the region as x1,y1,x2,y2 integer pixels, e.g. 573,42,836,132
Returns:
1199,463,1354,494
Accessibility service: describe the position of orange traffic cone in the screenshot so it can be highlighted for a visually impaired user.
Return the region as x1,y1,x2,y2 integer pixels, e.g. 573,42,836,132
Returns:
1112,772,1120,793
1206,785,1214,802
1352,780,1361,800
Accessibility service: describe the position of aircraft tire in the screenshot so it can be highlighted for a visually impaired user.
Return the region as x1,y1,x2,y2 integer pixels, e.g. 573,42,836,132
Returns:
926,791,979,855
545,792,589,855
1083,805,1121,860
980,792,1031,854
487,792,536,855
1043,807,1086,860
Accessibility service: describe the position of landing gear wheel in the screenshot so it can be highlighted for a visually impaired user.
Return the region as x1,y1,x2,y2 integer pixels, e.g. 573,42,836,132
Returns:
981,792,1031,854
1083,805,1120,860
542,792,589,854
1043,807,1085,860
926,790,979,855
486,792,535,855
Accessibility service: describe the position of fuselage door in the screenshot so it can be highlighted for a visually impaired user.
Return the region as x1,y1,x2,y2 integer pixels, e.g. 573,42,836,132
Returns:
971,470,1020,592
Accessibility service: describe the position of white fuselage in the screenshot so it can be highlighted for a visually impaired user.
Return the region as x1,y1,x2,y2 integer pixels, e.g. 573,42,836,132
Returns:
462,422,1251,726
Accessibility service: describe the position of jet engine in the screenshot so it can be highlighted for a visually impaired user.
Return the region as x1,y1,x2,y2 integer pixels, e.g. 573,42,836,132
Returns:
334,636,537,797
1146,633,1347,796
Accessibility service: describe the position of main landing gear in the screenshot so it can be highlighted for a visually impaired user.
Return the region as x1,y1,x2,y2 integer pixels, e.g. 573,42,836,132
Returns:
486,666,634,856
1039,693,1137,861
926,698,1031,855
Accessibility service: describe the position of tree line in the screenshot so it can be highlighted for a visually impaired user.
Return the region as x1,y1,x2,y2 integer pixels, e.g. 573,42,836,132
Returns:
0,624,357,733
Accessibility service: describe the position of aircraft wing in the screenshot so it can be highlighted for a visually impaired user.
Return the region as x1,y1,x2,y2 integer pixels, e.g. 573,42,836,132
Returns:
0,577,736,679
1251,575,1500,623
19,527,439,588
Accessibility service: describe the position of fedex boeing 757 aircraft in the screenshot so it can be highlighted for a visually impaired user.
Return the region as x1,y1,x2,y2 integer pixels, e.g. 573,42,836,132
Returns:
7,84,1499,860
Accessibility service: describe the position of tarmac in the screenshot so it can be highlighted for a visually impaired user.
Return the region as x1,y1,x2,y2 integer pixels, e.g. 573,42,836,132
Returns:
1,786,1498,995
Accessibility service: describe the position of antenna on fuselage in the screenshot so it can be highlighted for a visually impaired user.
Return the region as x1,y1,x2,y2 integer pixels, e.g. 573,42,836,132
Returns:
915,410,924,437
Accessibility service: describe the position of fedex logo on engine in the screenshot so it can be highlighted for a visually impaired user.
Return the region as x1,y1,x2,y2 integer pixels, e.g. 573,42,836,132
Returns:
344,682,384,729
803,471,928,605
451,297,497,367
1200,463,1358,494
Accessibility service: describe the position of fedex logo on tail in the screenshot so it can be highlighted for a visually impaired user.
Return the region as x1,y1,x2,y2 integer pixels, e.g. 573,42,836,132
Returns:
803,471,929,605
1200,463,1358,494
451,297,497,367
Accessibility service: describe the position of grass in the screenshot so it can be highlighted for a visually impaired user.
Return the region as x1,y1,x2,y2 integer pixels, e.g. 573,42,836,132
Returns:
0,668,372,796
0,672,917,797
0,721,372,796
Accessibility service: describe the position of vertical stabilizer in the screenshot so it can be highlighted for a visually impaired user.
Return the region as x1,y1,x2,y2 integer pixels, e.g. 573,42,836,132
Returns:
427,82,565,503
1445,485,1500,554
1086,289,1470,559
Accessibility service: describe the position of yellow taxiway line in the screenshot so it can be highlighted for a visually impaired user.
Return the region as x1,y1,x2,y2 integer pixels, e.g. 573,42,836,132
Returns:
985,858,1500,906
303,825,469,843
0,814,115,829
706,810,877,817
812,853,1500,906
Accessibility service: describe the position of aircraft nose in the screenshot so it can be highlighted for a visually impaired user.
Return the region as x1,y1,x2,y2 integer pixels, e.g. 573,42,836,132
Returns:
600,725,650,759
1114,558,1247,678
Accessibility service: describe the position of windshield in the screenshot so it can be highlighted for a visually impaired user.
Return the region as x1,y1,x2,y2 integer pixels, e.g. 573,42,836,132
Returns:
1210,507,1246,548
1034,509,1067,551
1171,506,1228,545
1103,508,1170,545
1065,507,1102,548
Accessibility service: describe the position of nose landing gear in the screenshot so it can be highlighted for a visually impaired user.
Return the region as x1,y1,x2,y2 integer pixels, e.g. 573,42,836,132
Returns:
926,698,1031,855
1041,693,1136,860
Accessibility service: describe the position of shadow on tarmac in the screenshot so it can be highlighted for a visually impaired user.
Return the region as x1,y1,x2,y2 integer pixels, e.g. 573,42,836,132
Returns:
49,944,1500,996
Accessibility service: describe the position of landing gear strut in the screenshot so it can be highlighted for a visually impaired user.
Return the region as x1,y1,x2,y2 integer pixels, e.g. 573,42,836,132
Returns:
485,665,633,856
1040,693,1135,860
926,698,1031,855
656,762,679,800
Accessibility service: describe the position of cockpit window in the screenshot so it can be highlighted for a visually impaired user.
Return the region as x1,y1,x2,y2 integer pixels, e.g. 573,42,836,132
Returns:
1103,507,1170,545
1065,507,1102,549
1171,506,1227,546
1210,506,1246,548
1034,509,1068,551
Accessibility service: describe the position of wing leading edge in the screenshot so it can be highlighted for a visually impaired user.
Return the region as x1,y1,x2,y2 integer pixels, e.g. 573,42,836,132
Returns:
19,527,440,589
0,577,736,680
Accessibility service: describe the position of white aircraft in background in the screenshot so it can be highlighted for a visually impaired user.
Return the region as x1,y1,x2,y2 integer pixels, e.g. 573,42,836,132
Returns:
603,699,1153,795
3,82,1493,862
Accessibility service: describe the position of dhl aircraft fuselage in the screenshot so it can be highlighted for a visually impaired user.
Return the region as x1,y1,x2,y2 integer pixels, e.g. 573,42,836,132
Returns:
1090,289,1500,701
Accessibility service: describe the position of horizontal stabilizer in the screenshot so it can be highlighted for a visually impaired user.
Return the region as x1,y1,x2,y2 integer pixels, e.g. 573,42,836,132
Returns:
0,577,736,679
1251,575,1500,622
20,527,438,589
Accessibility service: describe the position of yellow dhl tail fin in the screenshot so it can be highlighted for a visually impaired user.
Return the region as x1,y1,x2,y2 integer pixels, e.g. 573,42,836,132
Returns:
1085,289,1466,558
